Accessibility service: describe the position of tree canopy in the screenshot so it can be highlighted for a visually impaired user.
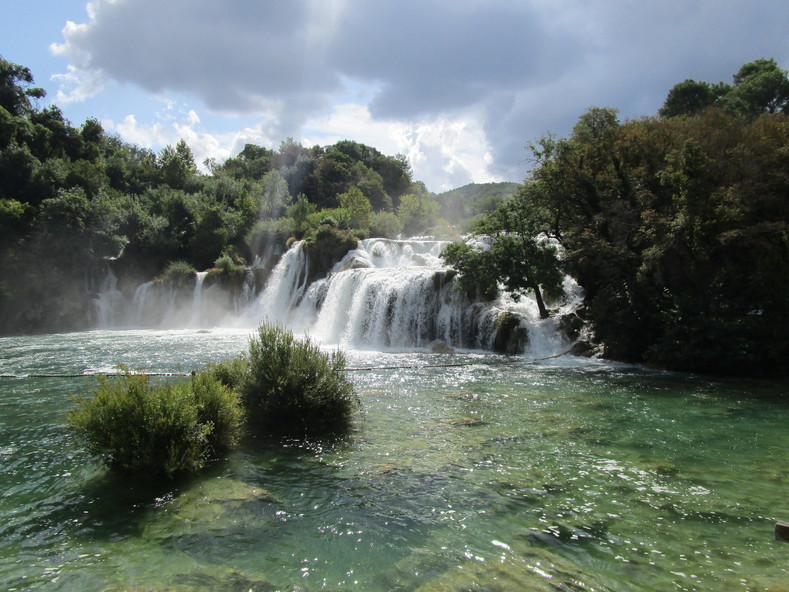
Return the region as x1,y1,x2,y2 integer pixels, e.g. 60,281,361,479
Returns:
660,58,789,119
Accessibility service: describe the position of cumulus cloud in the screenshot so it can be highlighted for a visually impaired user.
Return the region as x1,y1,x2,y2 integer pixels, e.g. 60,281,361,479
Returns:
52,0,789,188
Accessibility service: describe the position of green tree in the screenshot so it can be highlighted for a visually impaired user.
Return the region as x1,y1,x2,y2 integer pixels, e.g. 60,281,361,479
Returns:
442,190,565,318
724,58,789,117
159,139,197,189
0,56,45,117
338,185,372,230
397,192,439,236
287,193,317,236
659,79,728,118
258,169,291,218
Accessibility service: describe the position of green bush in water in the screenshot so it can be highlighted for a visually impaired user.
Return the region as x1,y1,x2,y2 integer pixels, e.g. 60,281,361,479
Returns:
207,356,250,392
243,324,358,436
67,369,243,478
190,371,245,454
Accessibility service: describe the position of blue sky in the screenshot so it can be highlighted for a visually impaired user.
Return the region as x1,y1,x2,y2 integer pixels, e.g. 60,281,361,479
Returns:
2,0,788,191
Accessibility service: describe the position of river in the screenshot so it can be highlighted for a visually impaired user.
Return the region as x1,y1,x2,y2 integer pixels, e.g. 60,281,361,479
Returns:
0,329,786,590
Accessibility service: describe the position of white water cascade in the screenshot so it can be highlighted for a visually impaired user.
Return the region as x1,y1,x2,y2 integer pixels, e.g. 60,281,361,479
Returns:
92,266,125,328
188,272,208,327
95,237,584,355
245,238,584,354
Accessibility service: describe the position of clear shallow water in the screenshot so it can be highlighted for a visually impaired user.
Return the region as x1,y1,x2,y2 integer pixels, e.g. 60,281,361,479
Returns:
0,330,787,591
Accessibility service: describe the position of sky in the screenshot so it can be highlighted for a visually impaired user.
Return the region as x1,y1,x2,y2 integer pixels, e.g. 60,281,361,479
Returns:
2,1,788,192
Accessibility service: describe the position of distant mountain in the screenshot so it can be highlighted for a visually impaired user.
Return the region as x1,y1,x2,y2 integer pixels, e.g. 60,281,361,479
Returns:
434,182,519,225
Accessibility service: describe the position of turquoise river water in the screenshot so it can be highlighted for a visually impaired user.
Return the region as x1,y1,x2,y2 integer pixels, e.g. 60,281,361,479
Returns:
0,329,787,591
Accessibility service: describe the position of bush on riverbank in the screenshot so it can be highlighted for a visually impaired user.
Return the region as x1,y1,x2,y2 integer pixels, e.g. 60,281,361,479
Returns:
67,369,243,477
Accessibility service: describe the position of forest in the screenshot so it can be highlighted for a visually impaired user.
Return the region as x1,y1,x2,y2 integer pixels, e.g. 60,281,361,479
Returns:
1,55,787,376
445,59,789,376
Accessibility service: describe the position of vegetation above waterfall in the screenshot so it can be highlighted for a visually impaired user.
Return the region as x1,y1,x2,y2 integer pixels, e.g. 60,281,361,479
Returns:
443,59,789,376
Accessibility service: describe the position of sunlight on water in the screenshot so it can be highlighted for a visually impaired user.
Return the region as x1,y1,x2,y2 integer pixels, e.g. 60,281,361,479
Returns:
0,330,787,591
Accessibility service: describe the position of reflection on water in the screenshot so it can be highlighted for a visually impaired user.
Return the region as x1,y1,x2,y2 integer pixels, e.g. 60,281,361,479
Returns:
0,330,787,590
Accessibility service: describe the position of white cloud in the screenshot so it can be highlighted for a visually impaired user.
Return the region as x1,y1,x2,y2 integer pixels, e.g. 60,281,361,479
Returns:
50,64,106,103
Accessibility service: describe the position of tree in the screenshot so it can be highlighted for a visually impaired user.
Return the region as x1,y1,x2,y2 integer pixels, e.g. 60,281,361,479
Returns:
338,185,372,230
287,193,317,236
443,187,565,319
724,58,789,117
258,170,291,219
659,79,727,118
0,56,45,117
159,139,197,189
397,192,439,236
660,58,789,120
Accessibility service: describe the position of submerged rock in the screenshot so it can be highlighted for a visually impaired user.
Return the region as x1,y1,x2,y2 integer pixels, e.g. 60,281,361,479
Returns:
430,340,455,354
568,340,598,357
115,566,276,592
445,416,486,427
142,478,280,540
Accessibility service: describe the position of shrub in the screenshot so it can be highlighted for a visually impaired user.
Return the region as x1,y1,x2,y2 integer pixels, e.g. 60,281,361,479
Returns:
213,253,246,277
67,369,243,478
190,371,245,454
243,324,358,436
159,260,196,284
207,357,250,392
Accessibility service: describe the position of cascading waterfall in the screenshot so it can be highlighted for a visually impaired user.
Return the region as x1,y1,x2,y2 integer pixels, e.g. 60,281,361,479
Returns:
246,241,310,325
131,281,155,326
91,265,125,328
293,239,492,349
94,237,584,355
189,272,208,327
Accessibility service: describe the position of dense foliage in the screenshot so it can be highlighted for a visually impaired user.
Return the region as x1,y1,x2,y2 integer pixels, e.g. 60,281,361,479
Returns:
444,59,788,376
0,56,438,334
240,324,358,436
67,370,243,477
69,325,359,478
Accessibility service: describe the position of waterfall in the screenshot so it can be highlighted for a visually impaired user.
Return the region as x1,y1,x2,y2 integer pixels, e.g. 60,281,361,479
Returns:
290,239,496,349
246,241,310,326
92,266,125,328
93,236,584,355
189,272,208,327
280,237,581,354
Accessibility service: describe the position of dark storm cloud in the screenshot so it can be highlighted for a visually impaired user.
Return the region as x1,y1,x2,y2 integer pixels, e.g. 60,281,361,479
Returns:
55,0,789,182
328,2,579,118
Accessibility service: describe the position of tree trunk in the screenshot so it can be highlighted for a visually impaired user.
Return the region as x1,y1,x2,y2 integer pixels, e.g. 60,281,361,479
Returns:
525,268,550,319
533,284,549,319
